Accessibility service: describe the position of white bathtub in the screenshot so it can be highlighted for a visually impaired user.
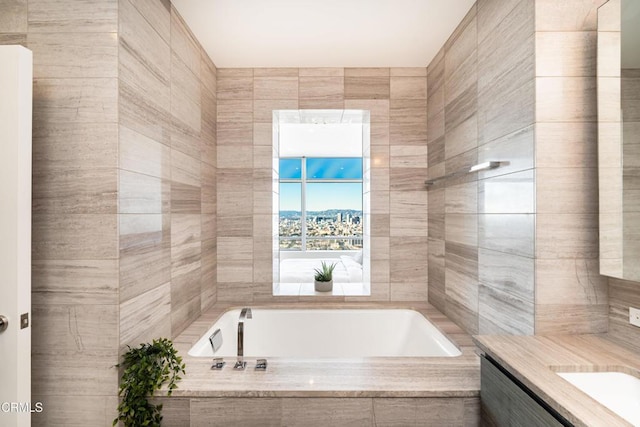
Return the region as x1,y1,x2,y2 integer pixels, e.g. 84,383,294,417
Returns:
188,308,462,358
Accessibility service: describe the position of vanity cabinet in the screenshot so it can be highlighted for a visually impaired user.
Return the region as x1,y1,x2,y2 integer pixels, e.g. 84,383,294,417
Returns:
481,356,571,427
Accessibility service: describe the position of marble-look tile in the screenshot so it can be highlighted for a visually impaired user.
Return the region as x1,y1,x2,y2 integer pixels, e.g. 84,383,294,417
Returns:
445,214,477,246
217,99,253,123
390,282,428,302
427,109,444,145
218,282,253,304
217,237,253,260
535,0,606,31
371,146,390,169
371,214,390,236
217,121,253,146
535,303,608,334
598,31,621,78
32,353,118,396
32,259,118,305
28,0,117,32
0,0,27,32
536,167,598,214
299,67,344,76
201,163,217,214
201,52,217,96
445,181,477,214
217,191,253,218
479,284,534,335
172,294,202,337
389,145,428,168
170,8,200,77
171,54,201,158
428,239,446,311
390,191,428,214
536,32,596,77
129,0,170,43
390,67,427,77
390,214,428,237
217,259,254,282
254,68,298,77
427,48,444,95
344,72,390,99
217,68,253,99
282,398,373,426
389,168,427,191
536,258,607,306
31,395,118,427
478,170,534,214
0,33,27,46
191,398,282,426
478,248,533,303
28,32,117,78
120,283,171,348
151,398,190,427
389,99,427,145
34,78,118,124
217,169,253,193
32,214,118,260
33,168,117,214
428,137,445,168
254,77,298,100
119,170,169,214
32,303,118,353
217,145,253,169
254,99,298,123
371,122,390,146
119,125,170,178
390,76,427,99
445,289,479,336
119,214,171,303
535,214,599,259
298,76,344,104
390,237,428,282
478,214,534,257
445,114,477,160
172,149,200,186
609,277,640,353
253,122,272,146
536,77,597,122
477,0,527,43
172,182,201,214
373,397,467,426
445,15,477,100
477,125,534,179
344,99,389,122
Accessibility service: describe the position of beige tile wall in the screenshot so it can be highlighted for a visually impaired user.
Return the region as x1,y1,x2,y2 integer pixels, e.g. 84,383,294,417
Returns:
427,0,609,336
533,0,609,334
216,67,429,303
1,0,217,425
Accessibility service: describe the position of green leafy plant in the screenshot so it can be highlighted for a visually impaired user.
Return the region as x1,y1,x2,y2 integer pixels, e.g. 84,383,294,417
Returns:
314,261,337,282
114,338,186,427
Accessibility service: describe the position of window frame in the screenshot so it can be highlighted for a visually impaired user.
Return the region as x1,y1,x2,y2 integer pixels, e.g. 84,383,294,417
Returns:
279,156,363,251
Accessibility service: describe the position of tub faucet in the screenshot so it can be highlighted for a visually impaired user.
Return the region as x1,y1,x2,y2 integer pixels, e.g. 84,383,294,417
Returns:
234,308,252,369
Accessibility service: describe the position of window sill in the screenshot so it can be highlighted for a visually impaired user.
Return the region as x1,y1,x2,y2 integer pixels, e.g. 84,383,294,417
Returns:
273,282,370,297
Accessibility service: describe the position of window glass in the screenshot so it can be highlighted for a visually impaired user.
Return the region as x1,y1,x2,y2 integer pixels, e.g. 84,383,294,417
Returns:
279,158,302,179
306,157,362,180
279,183,302,250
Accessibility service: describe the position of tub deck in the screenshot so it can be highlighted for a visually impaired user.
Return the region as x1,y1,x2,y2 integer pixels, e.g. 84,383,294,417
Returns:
168,302,479,398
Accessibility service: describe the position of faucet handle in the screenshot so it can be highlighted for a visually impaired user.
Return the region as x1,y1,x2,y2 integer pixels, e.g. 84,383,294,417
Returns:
211,358,225,370
255,359,268,371
233,360,247,370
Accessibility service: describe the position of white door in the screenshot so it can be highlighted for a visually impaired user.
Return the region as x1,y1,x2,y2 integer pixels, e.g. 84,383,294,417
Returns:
0,45,33,427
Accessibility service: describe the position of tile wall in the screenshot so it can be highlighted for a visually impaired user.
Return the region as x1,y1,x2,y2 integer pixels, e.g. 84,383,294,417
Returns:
427,0,609,336
0,0,217,424
216,67,429,303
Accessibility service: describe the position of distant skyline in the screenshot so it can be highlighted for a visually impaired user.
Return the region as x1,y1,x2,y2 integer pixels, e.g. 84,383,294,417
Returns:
280,183,362,211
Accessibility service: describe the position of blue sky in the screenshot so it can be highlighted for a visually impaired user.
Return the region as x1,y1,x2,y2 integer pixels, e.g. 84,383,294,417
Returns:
280,158,363,211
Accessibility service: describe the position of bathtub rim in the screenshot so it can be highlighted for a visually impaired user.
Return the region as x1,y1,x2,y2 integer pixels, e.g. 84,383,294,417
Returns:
162,302,480,398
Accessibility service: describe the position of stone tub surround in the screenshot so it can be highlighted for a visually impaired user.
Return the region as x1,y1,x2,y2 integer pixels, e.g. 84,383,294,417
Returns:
156,302,479,425
475,334,640,427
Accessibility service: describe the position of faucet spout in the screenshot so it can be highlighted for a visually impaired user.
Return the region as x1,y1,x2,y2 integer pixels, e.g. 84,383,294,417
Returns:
235,308,252,369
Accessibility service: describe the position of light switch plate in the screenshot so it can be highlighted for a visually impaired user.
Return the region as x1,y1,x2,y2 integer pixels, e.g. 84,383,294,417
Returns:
630,307,640,327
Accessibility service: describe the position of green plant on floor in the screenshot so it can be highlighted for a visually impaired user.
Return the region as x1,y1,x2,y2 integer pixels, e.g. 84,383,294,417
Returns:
314,261,337,282
114,338,186,427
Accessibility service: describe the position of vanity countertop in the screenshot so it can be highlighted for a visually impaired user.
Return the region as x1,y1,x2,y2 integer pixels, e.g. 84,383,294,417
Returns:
474,334,640,427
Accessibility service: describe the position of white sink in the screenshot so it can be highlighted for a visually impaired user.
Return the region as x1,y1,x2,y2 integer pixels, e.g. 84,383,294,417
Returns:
558,371,640,426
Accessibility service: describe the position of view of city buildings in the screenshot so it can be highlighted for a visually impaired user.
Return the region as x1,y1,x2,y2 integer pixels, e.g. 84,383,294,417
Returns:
280,210,363,250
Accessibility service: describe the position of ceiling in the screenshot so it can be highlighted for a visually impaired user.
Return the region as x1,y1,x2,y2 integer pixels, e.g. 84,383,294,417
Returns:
171,0,476,68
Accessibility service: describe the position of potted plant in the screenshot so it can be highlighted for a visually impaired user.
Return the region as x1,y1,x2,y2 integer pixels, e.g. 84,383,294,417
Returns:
114,338,186,427
314,261,337,292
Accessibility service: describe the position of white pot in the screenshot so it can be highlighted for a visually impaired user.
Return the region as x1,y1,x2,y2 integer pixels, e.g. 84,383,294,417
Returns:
314,279,333,292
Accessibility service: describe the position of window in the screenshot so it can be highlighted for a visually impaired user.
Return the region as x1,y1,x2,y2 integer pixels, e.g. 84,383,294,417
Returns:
279,157,363,251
